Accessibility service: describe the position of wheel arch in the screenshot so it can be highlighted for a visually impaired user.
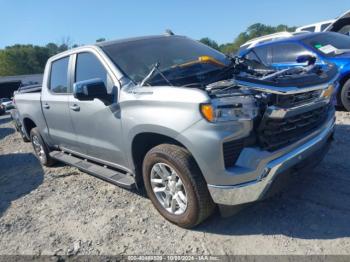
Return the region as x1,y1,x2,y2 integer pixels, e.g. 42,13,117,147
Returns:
337,70,350,103
22,117,37,138
130,131,200,188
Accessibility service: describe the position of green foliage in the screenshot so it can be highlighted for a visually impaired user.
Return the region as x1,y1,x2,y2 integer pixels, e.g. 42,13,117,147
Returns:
199,23,297,55
199,37,220,50
227,23,297,54
0,43,68,76
0,23,297,76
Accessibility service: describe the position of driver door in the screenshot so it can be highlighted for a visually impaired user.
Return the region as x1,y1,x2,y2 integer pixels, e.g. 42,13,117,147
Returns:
67,52,128,168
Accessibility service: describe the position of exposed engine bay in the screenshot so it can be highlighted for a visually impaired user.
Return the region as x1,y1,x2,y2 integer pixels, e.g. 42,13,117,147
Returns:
204,56,338,151
207,56,338,90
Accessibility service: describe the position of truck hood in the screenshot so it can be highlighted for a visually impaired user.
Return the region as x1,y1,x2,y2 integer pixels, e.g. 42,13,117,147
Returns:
233,62,339,94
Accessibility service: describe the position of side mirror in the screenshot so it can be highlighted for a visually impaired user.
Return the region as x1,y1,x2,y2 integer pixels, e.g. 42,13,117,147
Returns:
296,54,316,66
73,78,110,103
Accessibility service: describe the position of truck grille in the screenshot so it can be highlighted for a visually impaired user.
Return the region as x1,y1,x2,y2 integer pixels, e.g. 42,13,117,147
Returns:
258,104,330,151
223,139,244,168
275,90,321,108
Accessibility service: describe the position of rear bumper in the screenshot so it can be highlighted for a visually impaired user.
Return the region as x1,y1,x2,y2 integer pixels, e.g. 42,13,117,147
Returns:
207,117,335,206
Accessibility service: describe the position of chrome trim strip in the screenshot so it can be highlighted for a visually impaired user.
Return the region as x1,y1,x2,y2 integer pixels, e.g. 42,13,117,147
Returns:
266,99,329,119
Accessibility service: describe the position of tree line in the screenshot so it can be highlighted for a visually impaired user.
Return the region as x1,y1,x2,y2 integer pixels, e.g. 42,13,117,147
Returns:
199,23,297,54
0,23,296,76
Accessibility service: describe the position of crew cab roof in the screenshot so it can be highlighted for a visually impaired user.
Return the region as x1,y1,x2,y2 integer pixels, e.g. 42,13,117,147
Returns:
95,35,186,48
49,35,186,61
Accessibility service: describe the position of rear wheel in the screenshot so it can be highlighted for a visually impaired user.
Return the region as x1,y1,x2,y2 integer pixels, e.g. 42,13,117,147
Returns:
142,144,215,228
340,79,350,111
30,127,56,166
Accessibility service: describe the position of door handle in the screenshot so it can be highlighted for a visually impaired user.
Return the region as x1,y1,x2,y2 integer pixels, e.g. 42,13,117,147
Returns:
70,104,80,111
43,103,50,109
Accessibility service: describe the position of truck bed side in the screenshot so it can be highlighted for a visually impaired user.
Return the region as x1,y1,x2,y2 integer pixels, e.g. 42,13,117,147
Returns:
14,90,49,140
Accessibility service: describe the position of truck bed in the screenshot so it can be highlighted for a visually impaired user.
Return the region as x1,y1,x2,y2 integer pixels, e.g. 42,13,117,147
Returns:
14,90,46,136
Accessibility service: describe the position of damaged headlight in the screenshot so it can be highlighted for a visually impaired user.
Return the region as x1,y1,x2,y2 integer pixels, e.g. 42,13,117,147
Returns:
200,95,258,122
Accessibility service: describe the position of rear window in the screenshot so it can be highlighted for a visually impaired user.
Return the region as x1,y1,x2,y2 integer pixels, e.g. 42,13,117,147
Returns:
50,57,69,94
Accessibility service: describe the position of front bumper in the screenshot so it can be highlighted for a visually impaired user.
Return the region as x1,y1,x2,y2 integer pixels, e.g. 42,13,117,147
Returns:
207,117,335,206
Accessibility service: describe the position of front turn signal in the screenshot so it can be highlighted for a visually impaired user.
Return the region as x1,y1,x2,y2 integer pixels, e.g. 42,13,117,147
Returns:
200,104,215,122
322,84,334,99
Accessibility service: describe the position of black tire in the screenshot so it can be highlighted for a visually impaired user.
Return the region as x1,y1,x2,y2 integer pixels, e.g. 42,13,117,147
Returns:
142,144,215,228
340,79,350,111
30,127,56,166
20,126,30,142
12,120,20,132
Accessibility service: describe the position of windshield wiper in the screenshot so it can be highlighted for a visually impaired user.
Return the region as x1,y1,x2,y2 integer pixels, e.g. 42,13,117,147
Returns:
140,62,173,87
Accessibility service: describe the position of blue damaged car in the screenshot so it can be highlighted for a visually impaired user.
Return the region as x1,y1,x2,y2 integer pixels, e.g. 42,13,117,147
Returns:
239,32,350,110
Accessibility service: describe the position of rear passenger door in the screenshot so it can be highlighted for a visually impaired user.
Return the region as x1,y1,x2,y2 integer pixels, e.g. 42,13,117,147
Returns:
41,56,77,149
68,52,128,167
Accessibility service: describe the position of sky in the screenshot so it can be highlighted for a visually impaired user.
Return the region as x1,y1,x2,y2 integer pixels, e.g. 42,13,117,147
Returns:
0,0,349,48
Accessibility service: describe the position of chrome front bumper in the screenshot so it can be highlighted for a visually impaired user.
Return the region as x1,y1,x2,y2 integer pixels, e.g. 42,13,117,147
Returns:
208,117,335,206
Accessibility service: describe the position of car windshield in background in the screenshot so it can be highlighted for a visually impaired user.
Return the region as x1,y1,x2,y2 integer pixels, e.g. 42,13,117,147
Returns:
101,36,230,86
303,32,350,57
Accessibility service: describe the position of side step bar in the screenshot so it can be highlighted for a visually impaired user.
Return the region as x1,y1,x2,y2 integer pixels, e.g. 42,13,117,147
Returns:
50,151,135,189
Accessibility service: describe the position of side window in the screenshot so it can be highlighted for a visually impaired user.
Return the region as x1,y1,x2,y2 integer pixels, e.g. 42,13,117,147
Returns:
321,23,331,31
338,25,350,36
301,26,316,32
245,50,260,63
50,57,69,94
75,52,113,93
252,46,270,65
271,43,312,64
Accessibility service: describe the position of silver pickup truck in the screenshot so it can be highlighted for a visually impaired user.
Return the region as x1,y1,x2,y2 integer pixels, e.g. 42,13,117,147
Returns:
15,34,338,228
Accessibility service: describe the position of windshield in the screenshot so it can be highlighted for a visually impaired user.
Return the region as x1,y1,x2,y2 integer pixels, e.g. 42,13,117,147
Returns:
303,32,350,57
101,36,230,86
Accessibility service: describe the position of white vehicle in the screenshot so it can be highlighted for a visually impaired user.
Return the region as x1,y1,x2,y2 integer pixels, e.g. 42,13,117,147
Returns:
239,31,308,51
325,9,350,35
0,98,14,110
296,20,335,33
241,9,350,53
296,9,350,35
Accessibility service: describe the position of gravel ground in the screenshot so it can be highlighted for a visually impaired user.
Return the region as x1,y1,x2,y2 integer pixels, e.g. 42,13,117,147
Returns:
0,111,350,256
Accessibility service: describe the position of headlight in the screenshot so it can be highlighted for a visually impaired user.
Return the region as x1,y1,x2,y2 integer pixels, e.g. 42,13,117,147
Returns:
200,95,258,122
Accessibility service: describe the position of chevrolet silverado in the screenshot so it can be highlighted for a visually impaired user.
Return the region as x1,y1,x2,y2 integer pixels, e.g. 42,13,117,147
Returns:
14,34,338,228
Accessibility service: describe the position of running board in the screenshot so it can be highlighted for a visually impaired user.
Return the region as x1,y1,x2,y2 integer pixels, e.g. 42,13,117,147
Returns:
50,151,135,189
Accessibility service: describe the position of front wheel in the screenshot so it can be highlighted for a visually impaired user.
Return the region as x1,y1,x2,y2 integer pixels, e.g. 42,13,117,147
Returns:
142,144,215,228
30,127,56,166
340,79,350,111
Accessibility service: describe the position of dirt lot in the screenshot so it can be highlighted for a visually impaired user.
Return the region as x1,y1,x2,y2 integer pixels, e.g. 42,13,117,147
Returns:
0,111,350,256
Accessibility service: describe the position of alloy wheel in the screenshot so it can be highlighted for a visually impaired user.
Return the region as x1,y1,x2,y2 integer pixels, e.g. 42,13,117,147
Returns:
150,163,188,215
32,135,45,162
